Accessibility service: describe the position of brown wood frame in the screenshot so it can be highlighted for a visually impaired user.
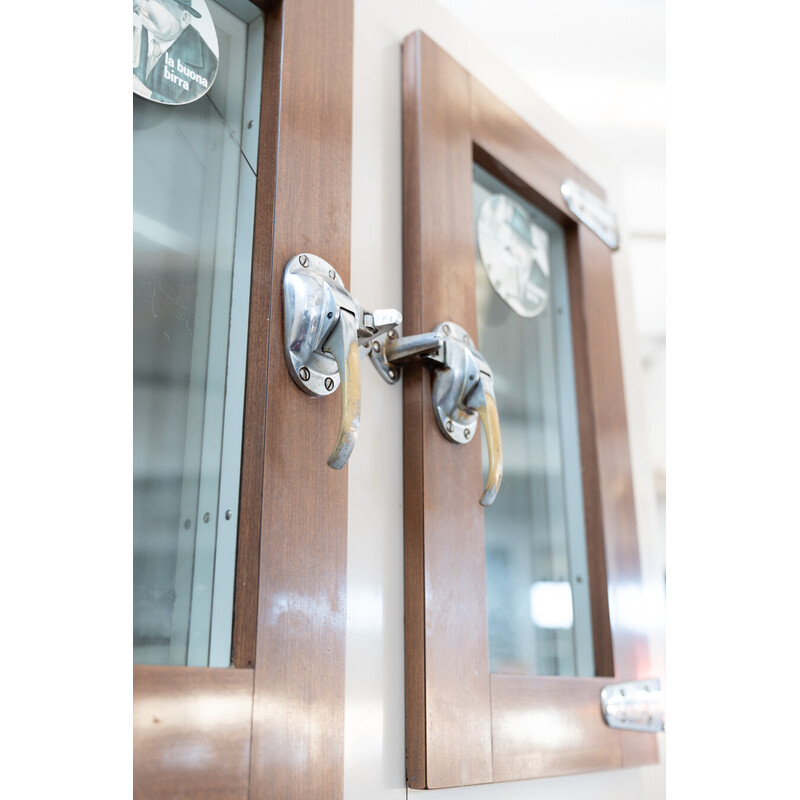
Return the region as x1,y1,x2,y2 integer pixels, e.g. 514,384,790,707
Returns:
133,0,354,797
402,31,659,789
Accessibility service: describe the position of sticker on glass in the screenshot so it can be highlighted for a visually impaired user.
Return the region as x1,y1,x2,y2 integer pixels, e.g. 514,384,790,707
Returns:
133,0,219,105
476,193,551,318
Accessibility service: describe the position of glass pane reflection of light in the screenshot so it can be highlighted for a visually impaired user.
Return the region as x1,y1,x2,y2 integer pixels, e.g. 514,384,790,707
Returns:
529,581,574,629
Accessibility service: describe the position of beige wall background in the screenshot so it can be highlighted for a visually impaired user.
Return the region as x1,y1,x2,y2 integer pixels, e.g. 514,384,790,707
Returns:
345,1,666,797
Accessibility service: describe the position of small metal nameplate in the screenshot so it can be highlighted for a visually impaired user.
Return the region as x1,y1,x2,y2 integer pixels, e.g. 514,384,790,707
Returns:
561,178,620,251
600,679,665,733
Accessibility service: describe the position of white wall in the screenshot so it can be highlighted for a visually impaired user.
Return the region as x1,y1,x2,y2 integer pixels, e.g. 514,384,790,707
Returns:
344,1,665,798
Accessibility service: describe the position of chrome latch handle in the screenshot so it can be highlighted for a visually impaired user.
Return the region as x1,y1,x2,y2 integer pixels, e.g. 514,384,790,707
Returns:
600,679,665,733
369,321,503,506
283,253,401,469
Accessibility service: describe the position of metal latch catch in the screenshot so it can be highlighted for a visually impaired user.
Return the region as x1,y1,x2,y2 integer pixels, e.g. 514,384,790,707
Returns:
600,679,665,733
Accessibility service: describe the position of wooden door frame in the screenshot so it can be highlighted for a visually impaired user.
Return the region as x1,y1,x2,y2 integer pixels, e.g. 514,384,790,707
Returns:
133,0,354,797
402,30,659,789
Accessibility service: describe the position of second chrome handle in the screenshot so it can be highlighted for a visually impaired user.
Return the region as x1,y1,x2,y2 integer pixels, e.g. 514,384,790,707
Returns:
371,321,503,506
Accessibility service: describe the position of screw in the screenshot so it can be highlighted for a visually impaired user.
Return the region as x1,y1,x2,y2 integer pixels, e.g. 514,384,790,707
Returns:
442,324,451,336
247,120,254,129
324,377,335,391
225,510,232,520
387,330,397,340
372,341,381,352
299,366,311,381
299,254,309,267
327,311,333,319
464,429,471,440
446,421,454,433
329,269,336,280
203,512,211,523
469,374,475,382
388,369,396,380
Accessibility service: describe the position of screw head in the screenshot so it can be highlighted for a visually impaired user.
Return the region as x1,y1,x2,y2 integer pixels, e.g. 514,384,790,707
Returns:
442,324,451,336
388,369,396,380
225,510,232,520
299,254,309,267
329,269,336,280
372,341,381,352
464,429,471,440
446,421,454,433
387,330,397,340
299,366,311,381
203,512,211,523
324,377,335,392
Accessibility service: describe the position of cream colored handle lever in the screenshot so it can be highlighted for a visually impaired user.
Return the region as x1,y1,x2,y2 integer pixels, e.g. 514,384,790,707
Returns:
466,375,503,507
322,309,362,469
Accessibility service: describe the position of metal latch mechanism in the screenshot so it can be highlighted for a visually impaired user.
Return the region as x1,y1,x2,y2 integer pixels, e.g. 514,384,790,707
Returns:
369,321,503,507
561,178,620,251
600,679,665,733
283,253,401,469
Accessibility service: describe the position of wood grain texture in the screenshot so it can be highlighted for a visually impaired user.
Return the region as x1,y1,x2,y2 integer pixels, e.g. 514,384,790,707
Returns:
565,226,615,678
133,666,254,799
247,0,353,798
234,0,285,671
402,31,427,790
402,31,493,790
402,31,659,788
491,675,623,782
574,224,653,682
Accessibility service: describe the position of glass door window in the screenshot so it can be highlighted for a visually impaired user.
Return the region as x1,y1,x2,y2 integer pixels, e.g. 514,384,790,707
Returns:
133,0,264,667
473,164,594,677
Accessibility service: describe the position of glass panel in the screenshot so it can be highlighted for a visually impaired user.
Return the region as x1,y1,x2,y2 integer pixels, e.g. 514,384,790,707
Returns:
133,0,264,667
473,164,594,677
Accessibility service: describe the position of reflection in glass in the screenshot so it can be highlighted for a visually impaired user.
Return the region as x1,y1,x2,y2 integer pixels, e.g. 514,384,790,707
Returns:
133,0,263,667
474,164,594,677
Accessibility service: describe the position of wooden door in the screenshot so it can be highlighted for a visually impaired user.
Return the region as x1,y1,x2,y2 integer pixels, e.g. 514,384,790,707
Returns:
133,1,355,797
401,31,660,789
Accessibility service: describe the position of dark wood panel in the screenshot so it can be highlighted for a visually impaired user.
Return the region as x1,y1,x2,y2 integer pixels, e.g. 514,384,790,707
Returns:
402,30,427,790
403,31,493,790
565,225,616,678
491,675,623,782
247,0,354,797
234,0,285,671
133,666,254,799
402,30,659,789
574,224,652,681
